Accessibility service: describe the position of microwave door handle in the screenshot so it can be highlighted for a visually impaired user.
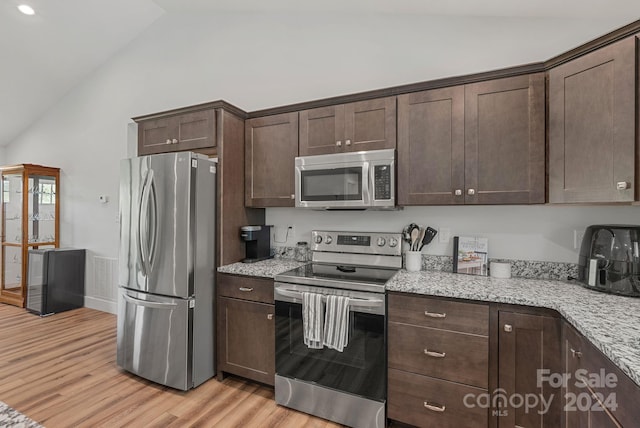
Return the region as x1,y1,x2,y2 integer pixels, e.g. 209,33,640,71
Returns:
363,162,372,205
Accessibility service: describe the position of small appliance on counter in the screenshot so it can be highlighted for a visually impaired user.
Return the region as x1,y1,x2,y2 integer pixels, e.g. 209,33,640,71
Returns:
240,225,273,263
578,224,640,297
26,248,86,316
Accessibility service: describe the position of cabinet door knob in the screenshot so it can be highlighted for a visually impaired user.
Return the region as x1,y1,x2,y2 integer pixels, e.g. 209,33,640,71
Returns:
291,194,295,199
172,138,178,144
345,139,351,146
570,348,582,358
454,189,462,196
267,314,273,320
165,139,172,144
423,402,446,412
424,348,446,358
616,181,630,190
336,140,342,147
504,324,513,332
467,188,475,196
424,311,446,318
238,287,253,292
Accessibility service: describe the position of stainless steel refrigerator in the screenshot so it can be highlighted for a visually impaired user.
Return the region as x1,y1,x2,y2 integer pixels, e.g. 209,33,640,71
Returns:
117,152,216,390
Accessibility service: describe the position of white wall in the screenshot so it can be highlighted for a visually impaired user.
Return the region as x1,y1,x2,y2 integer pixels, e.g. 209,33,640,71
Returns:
266,206,640,263
4,12,638,312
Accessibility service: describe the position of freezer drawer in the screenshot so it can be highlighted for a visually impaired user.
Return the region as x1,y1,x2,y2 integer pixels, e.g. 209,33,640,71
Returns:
117,288,192,390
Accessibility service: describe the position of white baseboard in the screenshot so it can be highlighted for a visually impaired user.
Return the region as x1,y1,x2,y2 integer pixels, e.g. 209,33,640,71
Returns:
85,296,117,314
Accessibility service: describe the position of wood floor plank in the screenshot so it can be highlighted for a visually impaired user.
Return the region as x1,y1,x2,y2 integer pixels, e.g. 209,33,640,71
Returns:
0,304,347,427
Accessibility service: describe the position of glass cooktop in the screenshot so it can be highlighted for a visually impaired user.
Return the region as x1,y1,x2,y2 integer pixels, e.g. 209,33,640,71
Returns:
275,262,399,291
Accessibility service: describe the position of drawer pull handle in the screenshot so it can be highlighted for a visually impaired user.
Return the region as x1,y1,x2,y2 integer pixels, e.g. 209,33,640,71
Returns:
239,287,254,292
424,349,446,358
570,348,582,359
424,311,446,318
267,314,273,320
424,402,445,412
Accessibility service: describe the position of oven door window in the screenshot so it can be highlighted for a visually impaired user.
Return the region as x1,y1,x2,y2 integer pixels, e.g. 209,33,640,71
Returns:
275,301,385,401
300,167,363,201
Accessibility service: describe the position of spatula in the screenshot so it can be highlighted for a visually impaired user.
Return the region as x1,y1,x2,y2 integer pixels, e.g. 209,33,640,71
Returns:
419,227,438,250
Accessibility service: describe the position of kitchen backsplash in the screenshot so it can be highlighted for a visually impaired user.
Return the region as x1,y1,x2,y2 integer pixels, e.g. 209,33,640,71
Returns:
271,245,578,281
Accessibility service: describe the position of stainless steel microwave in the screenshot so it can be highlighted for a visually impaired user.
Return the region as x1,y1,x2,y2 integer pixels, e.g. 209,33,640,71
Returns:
294,149,395,209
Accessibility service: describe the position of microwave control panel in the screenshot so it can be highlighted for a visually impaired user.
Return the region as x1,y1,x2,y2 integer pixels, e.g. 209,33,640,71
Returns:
373,165,391,200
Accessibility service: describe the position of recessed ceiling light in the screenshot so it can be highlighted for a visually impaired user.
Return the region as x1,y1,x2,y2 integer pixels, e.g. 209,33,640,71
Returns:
17,4,35,15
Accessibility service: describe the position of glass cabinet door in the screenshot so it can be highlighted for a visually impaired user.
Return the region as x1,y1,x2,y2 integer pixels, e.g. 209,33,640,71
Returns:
27,175,57,245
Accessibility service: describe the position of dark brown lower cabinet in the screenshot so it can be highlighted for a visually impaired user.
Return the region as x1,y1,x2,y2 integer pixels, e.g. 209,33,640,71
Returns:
563,323,639,428
387,293,489,428
217,274,275,385
388,294,640,428
497,311,562,428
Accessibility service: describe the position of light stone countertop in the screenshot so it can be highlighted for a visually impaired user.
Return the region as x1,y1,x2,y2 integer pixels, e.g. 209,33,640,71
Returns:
217,258,305,279
217,260,640,388
387,270,640,388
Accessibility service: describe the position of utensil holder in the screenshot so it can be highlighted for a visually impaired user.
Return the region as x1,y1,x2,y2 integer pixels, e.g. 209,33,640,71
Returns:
405,251,422,272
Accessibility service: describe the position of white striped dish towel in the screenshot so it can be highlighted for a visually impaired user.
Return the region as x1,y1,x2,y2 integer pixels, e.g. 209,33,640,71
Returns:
323,295,351,352
302,292,324,349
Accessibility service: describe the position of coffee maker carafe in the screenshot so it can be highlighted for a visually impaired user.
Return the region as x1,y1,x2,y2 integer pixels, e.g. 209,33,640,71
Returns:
578,225,640,296
240,225,273,263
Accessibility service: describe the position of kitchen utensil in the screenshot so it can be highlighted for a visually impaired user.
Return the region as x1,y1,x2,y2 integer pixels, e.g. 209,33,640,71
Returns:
402,224,412,244
410,227,419,251
415,228,426,251
419,227,438,250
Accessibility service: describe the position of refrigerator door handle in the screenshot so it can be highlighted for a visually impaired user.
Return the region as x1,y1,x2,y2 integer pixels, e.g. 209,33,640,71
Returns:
122,293,178,309
148,172,158,271
139,169,153,276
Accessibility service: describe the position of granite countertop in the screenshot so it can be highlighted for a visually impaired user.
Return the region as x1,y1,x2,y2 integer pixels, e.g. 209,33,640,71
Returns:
217,258,306,279
387,270,640,388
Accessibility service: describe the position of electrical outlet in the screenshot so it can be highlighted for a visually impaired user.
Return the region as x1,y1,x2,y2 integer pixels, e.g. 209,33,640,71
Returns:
439,227,451,244
573,230,585,250
288,225,295,243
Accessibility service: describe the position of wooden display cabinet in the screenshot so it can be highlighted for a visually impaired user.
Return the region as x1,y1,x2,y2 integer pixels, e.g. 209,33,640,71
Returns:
0,164,60,308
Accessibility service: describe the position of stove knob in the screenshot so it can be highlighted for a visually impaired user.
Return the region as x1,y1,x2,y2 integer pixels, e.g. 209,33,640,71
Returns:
314,235,323,244
325,235,333,244
388,237,398,247
377,237,386,247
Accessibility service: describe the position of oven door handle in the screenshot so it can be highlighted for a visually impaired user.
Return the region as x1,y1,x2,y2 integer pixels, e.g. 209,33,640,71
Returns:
275,287,384,308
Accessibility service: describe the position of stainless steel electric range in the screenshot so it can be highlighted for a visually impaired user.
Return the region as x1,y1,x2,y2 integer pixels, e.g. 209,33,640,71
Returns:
274,230,402,428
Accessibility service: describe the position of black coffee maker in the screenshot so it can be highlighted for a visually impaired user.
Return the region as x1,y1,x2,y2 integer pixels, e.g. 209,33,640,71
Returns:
578,225,640,296
240,225,273,263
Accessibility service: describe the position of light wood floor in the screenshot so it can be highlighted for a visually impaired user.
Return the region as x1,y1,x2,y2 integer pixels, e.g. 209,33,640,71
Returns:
0,304,343,428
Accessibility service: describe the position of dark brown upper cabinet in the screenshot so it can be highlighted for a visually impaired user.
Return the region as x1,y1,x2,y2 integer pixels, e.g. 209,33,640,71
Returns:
548,35,636,203
398,73,545,205
137,109,216,156
397,86,465,205
245,112,299,207
299,97,396,156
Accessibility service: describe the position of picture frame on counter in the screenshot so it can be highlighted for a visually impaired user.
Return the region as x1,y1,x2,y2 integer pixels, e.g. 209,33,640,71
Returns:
453,236,488,276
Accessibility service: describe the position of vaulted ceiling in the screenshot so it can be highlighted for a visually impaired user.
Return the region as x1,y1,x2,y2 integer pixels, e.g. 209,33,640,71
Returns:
1,0,639,146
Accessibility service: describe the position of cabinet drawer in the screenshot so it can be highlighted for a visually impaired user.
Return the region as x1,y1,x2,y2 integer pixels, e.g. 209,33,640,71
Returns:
388,322,488,388
217,274,274,304
388,293,489,335
388,368,488,428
